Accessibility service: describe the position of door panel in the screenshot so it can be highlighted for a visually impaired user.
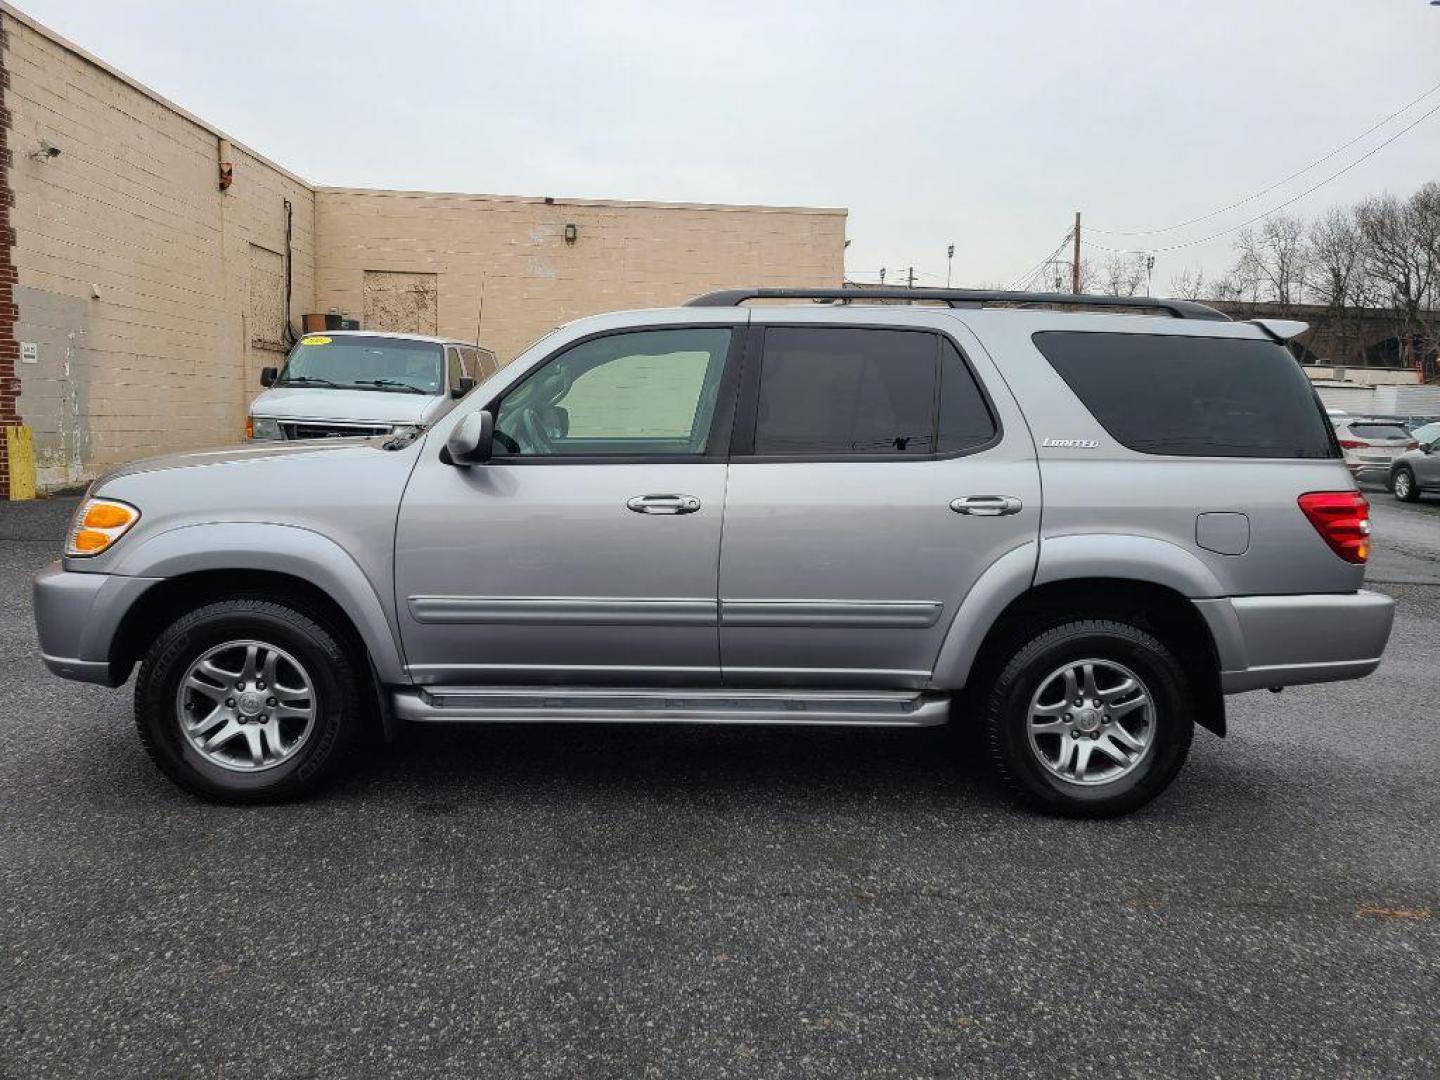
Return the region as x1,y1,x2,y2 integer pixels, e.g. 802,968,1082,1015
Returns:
396,323,742,687
718,455,1038,687
718,321,1039,689
396,462,727,685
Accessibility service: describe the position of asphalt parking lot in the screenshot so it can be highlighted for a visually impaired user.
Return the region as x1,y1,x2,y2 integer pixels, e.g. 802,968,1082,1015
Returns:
1,489,1437,1080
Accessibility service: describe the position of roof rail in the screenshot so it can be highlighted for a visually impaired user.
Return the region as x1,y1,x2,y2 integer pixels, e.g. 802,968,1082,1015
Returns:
683,287,1231,322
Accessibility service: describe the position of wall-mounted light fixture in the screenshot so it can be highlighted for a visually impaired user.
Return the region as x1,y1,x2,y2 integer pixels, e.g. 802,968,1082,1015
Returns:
563,223,579,245
29,138,61,162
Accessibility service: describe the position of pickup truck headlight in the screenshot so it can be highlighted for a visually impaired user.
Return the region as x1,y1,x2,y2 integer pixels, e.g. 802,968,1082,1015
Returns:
66,498,141,557
247,416,281,440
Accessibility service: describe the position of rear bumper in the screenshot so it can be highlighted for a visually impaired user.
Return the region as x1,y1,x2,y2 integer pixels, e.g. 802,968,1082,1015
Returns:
1193,590,1394,694
32,562,161,686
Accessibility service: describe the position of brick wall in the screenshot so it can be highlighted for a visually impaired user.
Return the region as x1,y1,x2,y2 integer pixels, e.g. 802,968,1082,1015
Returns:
0,13,18,499
315,189,847,364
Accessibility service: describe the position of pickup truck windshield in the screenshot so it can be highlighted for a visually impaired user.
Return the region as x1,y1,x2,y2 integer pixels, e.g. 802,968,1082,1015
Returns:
276,335,443,394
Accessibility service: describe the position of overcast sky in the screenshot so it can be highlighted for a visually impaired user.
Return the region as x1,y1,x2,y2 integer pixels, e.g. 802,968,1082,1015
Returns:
16,0,1440,294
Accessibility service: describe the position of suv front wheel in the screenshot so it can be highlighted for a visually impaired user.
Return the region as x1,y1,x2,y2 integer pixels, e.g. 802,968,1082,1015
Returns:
134,598,364,803
983,619,1194,817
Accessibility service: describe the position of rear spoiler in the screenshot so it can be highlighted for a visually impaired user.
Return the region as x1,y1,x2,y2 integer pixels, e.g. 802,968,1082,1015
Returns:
1249,319,1310,343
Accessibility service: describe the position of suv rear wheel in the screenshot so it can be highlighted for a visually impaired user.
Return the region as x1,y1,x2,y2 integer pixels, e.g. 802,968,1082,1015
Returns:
982,619,1194,817
134,598,364,803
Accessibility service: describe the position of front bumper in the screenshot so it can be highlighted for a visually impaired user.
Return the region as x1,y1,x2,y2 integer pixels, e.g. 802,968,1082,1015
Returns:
33,562,162,686
1193,590,1395,694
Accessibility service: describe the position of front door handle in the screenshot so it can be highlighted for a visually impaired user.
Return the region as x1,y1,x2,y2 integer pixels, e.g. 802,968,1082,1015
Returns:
627,494,702,515
950,495,1023,517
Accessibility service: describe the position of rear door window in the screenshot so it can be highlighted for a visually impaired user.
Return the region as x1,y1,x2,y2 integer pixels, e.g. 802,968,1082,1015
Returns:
1033,332,1338,459
747,327,995,457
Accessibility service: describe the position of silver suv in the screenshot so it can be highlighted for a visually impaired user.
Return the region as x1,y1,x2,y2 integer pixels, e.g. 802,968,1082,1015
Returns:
32,288,1395,816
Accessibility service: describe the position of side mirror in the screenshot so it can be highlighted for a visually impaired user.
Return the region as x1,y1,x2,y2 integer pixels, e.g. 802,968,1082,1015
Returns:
445,410,494,466
260,366,278,388
452,375,476,399
1425,440,1438,455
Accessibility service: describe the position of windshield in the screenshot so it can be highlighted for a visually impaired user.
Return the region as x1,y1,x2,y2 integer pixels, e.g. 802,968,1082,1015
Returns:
276,335,443,394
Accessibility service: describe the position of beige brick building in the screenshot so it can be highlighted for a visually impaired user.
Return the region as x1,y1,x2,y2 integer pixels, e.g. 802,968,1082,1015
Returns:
0,5,845,495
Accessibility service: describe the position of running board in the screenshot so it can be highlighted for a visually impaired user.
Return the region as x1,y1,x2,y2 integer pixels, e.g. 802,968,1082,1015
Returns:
392,687,950,727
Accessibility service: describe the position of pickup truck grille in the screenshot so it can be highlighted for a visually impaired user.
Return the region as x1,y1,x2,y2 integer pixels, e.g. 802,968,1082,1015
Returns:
280,422,393,440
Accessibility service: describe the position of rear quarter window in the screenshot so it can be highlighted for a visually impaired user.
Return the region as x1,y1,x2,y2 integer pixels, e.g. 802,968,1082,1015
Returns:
1032,331,1338,459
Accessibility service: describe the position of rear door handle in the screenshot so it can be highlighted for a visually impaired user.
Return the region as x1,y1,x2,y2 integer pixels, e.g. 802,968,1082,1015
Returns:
627,494,702,515
950,495,1023,517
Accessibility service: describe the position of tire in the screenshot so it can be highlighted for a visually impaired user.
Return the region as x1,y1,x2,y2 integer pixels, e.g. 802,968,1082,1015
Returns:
134,597,364,803
982,619,1194,818
1391,466,1420,502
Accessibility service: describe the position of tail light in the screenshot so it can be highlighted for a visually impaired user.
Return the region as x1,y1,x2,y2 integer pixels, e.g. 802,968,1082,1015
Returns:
1298,491,1370,564
1337,438,1369,450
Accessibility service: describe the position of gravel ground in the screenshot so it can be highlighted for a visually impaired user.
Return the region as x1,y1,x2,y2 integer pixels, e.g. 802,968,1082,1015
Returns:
0,491,1436,1079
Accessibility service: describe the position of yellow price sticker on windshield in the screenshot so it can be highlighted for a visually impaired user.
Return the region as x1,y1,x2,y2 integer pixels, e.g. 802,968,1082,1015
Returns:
301,335,332,346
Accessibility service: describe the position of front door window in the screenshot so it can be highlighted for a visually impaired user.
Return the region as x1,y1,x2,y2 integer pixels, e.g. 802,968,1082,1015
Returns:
493,328,731,457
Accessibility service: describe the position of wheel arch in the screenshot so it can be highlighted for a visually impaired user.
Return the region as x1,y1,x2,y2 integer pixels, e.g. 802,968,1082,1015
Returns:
932,541,1227,736
104,522,406,688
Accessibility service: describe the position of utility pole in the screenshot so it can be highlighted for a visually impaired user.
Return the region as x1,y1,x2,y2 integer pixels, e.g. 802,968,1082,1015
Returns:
879,267,886,285
1072,211,1082,294
907,266,915,288
946,244,955,288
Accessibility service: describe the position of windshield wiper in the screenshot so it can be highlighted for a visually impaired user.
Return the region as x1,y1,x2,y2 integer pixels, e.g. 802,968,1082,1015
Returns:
278,375,340,388
351,379,432,395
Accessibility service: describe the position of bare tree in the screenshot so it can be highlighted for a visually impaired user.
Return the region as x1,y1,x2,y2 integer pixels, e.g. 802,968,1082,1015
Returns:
1307,206,1370,309
1098,254,1145,297
1169,267,1206,300
1230,214,1309,311
1356,183,1440,367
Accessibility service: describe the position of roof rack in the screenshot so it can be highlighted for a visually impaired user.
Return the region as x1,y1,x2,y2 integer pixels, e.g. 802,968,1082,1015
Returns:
683,287,1230,322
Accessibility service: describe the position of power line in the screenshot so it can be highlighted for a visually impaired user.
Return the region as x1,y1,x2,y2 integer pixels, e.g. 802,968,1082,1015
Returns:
1081,96,1440,257
1089,77,1440,237
1008,231,1074,290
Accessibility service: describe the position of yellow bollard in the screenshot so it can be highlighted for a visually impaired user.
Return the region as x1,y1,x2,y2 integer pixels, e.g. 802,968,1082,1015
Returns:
3,424,37,500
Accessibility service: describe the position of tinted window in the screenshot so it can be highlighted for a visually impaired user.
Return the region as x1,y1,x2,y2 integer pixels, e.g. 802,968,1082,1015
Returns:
939,338,998,452
494,328,730,457
446,347,464,391
753,328,938,455
1033,332,1338,459
1349,424,1411,441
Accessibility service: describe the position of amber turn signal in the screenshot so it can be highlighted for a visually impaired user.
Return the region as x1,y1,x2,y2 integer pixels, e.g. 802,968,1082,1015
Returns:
66,498,140,557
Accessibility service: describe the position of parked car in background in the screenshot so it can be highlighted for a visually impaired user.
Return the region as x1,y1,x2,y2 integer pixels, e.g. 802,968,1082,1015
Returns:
247,332,499,441
1331,418,1418,480
33,288,1394,818
1388,421,1440,501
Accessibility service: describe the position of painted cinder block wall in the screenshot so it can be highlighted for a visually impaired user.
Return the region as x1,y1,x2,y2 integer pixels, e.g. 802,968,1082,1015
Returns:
0,4,847,494
1,4,316,493
314,189,847,364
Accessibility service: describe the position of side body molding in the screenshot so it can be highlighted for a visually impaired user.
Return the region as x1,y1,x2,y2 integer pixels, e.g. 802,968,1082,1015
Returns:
107,522,407,683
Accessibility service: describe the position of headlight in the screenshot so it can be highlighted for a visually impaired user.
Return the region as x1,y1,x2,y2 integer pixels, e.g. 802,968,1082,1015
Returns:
390,424,420,438
248,416,281,440
66,498,141,557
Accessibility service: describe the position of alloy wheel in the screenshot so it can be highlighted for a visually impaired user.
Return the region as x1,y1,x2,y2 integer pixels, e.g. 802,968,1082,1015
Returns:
1026,658,1155,786
175,639,317,772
